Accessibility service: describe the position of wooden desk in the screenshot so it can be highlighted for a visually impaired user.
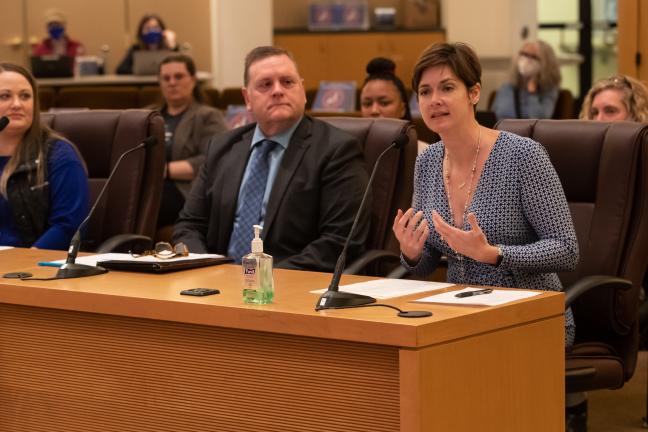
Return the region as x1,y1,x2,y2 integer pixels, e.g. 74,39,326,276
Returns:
0,248,564,432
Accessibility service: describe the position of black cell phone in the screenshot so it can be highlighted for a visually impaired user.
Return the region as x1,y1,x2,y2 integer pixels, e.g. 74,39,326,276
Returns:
180,288,220,296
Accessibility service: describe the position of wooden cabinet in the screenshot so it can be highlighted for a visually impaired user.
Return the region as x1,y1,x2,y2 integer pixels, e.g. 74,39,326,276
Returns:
274,31,445,90
618,0,648,80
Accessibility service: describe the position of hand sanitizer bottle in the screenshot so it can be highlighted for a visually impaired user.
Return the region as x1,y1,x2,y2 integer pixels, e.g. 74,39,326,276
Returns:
242,225,274,304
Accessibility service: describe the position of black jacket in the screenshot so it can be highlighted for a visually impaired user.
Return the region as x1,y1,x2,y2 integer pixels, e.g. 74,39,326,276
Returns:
7,145,50,246
173,116,370,272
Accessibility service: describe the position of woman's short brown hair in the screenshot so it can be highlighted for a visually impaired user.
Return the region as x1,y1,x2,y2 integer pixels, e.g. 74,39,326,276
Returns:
411,42,482,95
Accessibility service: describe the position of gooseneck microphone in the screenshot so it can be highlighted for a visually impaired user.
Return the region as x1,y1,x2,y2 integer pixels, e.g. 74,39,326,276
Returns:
55,136,158,279
0,116,9,132
315,132,433,319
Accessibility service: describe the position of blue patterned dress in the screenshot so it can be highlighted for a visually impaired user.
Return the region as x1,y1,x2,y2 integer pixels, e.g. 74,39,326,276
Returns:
402,131,578,346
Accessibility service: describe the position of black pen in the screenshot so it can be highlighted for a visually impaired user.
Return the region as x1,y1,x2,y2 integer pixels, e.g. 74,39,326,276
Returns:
455,288,493,298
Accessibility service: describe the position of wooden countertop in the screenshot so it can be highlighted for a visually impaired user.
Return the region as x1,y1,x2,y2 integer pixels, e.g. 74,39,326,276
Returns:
0,248,564,349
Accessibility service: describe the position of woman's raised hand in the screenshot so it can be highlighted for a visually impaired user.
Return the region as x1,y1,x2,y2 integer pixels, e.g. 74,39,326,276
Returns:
392,208,429,264
431,211,499,264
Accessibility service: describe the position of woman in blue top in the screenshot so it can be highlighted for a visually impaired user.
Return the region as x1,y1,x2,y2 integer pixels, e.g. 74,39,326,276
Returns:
0,63,88,249
492,40,561,120
392,43,578,346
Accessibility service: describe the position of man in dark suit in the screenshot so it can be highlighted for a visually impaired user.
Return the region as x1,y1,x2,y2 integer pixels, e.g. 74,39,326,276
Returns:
173,46,369,272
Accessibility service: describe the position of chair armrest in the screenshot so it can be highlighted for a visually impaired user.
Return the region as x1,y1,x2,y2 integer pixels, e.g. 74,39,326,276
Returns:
565,366,598,390
343,249,402,275
565,275,632,308
95,234,152,253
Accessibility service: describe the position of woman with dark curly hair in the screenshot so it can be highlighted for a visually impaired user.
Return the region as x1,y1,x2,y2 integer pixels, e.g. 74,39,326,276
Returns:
359,57,411,121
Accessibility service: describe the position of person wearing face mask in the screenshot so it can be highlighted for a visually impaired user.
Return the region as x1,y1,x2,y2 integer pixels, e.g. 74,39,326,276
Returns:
32,9,85,58
116,14,178,75
491,40,561,120
579,74,648,122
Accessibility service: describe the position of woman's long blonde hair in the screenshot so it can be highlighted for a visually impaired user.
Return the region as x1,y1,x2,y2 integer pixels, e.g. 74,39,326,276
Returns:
579,74,648,122
0,63,56,198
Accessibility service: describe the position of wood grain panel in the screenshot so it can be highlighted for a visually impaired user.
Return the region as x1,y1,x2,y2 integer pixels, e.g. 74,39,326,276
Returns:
617,0,638,76
0,303,399,432
400,315,564,431
274,31,446,89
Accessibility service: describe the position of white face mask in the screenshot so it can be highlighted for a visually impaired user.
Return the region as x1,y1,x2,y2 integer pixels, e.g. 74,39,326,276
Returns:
517,56,540,78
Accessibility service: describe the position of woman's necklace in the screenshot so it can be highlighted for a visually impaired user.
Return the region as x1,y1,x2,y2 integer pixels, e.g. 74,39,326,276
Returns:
444,126,481,228
443,126,482,280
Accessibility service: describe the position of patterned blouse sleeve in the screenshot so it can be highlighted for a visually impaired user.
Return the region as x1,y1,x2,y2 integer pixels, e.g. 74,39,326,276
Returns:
400,155,442,276
499,140,578,272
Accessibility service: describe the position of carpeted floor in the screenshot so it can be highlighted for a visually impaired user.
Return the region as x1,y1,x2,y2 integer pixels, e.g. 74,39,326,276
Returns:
588,350,648,431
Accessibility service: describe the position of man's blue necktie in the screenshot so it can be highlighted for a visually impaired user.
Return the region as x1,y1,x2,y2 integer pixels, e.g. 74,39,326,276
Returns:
227,139,277,262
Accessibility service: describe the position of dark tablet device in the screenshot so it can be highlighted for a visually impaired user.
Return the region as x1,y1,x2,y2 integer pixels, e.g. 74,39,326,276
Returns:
97,256,232,273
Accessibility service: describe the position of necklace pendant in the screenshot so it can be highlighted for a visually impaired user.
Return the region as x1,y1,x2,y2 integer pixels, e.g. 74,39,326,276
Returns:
458,181,466,189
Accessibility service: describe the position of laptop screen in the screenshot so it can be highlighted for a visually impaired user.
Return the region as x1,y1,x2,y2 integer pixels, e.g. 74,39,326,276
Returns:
132,50,175,76
30,55,74,78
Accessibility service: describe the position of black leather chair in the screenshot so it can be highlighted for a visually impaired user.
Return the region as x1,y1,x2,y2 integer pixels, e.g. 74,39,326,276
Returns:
41,109,166,251
495,119,648,401
218,88,245,109
317,117,417,276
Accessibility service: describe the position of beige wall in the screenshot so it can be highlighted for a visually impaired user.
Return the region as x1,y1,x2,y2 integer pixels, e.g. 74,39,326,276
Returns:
211,0,273,88
2,0,212,74
0,0,27,65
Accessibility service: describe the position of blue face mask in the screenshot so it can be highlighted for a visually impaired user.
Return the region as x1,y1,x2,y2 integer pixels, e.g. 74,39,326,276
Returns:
48,25,65,40
142,30,163,45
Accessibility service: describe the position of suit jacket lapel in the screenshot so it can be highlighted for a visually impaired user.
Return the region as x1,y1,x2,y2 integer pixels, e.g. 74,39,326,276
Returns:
263,117,312,236
218,128,255,249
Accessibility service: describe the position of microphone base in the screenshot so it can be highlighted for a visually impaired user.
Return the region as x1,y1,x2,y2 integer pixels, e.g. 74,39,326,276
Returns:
56,263,108,279
398,310,433,318
315,289,376,310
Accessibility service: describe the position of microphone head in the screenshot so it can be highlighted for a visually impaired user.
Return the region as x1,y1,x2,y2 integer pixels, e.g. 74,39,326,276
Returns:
0,116,9,132
392,133,409,149
142,136,157,147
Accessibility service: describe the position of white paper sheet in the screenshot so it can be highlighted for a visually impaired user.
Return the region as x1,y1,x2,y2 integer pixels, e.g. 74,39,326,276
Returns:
311,279,454,299
413,287,541,306
48,252,225,267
